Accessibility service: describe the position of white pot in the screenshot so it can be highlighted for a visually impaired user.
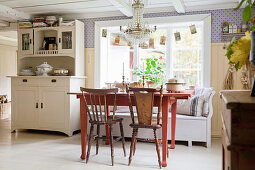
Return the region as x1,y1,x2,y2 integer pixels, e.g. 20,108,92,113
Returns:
165,83,185,92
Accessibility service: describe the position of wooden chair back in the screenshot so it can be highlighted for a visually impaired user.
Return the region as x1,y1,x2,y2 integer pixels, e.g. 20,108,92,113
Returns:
80,87,118,123
126,86,163,125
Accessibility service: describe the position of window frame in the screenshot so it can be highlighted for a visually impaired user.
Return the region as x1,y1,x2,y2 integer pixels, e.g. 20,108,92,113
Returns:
95,14,211,88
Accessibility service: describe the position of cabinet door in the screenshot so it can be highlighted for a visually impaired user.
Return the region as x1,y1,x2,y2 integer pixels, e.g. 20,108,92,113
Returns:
18,29,33,55
12,87,38,128
58,27,74,54
38,87,68,129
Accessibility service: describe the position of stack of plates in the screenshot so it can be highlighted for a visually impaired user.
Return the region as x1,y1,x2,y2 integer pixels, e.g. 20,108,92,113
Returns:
18,69,35,76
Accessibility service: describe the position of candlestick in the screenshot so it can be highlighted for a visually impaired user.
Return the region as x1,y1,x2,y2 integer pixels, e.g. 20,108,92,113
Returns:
143,61,145,75
123,62,124,76
142,75,145,88
120,75,125,92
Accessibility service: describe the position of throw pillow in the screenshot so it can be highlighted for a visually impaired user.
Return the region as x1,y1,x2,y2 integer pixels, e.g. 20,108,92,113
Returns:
176,99,192,116
190,95,205,116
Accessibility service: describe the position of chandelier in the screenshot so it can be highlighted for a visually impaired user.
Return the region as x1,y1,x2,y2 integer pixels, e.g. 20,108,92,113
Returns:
120,0,156,45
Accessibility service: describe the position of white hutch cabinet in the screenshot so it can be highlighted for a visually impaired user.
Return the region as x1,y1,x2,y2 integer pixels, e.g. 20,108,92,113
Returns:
11,20,85,136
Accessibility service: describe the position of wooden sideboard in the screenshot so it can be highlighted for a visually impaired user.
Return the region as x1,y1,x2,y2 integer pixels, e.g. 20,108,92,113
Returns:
220,90,255,170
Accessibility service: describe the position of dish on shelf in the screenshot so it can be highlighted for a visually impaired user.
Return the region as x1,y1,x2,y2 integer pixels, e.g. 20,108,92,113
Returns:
46,16,57,26
21,68,33,73
18,72,35,76
36,62,53,76
60,21,75,26
18,68,35,76
53,68,69,76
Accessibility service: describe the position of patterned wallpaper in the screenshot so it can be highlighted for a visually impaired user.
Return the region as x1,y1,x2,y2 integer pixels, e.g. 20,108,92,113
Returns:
79,8,243,48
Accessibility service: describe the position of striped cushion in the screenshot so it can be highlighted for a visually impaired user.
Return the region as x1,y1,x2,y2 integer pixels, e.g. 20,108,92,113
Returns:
190,95,205,116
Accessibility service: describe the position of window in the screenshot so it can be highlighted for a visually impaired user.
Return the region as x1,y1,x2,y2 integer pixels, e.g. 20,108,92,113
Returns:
95,15,211,88
100,27,134,85
170,24,203,86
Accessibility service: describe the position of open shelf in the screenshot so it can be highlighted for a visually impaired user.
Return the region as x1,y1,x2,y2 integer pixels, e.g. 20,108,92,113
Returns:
221,32,246,37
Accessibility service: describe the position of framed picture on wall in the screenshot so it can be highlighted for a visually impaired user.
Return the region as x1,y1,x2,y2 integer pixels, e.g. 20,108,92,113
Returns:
102,29,107,37
174,32,181,41
160,36,166,45
189,24,197,34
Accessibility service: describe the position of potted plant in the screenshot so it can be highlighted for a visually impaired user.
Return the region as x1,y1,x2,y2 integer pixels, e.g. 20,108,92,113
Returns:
133,56,166,87
189,79,195,89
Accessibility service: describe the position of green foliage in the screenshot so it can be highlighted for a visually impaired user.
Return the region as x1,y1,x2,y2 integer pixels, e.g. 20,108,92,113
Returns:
243,5,252,21
234,0,246,11
231,0,254,70
235,0,254,23
225,37,242,71
133,56,166,85
249,24,255,31
226,37,236,60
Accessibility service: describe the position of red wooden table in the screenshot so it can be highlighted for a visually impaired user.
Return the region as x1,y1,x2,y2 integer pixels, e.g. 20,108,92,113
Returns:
69,92,192,167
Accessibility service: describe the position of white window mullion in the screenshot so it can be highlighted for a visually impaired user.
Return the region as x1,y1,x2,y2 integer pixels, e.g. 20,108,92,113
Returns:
166,26,171,80
133,44,139,81
169,27,174,79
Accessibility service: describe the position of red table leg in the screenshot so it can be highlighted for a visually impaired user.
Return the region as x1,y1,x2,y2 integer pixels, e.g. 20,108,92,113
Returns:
105,105,110,145
170,100,177,149
80,96,87,160
161,96,169,167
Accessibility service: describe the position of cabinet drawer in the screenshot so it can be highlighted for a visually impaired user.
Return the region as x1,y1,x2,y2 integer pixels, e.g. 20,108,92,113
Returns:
14,78,39,86
39,78,69,86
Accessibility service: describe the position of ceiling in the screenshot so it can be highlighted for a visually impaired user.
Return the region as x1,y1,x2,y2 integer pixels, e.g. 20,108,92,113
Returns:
0,0,240,19
0,0,240,32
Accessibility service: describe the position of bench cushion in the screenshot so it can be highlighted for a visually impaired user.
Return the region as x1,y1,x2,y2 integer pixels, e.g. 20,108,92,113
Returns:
115,112,207,120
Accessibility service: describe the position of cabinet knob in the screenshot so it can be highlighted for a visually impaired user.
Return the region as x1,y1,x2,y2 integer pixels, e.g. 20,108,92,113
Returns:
22,79,27,82
51,79,57,83
36,103,38,108
41,103,43,109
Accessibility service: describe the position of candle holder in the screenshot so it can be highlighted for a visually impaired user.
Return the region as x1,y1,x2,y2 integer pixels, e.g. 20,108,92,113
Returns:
142,75,145,88
120,75,125,92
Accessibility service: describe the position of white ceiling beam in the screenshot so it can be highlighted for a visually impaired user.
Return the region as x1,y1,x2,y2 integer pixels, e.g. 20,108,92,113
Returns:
107,0,132,17
0,4,30,21
0,35,17,42
0,34,17,47
172,0,185,13
0,20,9,27
0,23,18,31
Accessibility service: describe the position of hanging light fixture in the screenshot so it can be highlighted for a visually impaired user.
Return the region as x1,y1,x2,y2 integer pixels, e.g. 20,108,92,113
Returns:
120,0,156,45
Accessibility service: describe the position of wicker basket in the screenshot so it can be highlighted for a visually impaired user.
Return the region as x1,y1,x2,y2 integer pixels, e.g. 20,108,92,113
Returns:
0,102,11,119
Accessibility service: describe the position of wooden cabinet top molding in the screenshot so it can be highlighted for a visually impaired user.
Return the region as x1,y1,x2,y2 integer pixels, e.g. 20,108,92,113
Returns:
220,90,255,110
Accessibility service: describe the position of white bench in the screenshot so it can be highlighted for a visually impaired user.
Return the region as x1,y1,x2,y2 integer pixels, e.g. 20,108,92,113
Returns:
92,88,215,147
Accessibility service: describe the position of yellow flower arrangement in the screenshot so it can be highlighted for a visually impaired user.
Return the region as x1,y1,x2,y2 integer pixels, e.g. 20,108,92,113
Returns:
226,31,251,70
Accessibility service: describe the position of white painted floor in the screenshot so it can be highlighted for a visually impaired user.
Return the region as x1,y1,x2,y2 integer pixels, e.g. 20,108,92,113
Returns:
0,118,221,170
